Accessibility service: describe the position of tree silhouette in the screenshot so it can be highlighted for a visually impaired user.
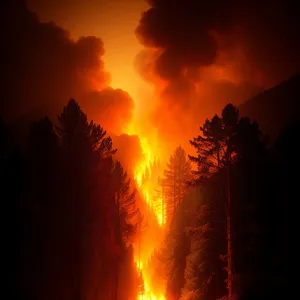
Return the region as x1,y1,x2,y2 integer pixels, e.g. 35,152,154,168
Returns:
181,232,206,300
189,103,265,300
112,160,140,246
189,115,224,181
55,99,121,300
163,200,190,300
189,104,240,182
162,146,192,224
189,103,263,180
57,98,116,159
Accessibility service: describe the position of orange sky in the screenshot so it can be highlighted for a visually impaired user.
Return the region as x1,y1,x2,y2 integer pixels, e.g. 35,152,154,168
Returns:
27,0,168,161
28,0,150,109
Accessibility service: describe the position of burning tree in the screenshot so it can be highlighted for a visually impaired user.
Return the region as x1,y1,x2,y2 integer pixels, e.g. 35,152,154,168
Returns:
161,146,192,225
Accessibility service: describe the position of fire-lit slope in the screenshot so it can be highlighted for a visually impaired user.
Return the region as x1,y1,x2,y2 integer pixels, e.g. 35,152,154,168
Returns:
239,74,300,140
126,132,167,299
129,73,300,299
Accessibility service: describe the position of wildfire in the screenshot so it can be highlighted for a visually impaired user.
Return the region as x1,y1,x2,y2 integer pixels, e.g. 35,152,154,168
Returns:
134,137,166,226
125,122,166,299
125,119,166,226
135,253,165,300
134,136,152,189
133,142,166,299
138,280,165,300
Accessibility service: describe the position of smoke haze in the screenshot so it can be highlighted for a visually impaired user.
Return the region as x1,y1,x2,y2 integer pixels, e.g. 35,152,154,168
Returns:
1,0,299,160
0,1,135,138
135,0,300,147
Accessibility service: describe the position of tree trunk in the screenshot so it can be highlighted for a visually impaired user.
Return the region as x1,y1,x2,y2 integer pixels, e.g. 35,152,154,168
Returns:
226,164,233,299
114,263,119,300
114,191,121,300
74,186,82,300
173,179,176,216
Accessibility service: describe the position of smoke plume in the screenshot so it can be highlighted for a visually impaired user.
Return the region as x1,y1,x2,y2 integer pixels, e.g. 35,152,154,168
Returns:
135,0,300,145
0,1,134,136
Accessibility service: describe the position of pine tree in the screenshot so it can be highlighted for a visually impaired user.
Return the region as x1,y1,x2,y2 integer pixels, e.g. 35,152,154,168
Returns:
56,99,118,300
112,160,140,246
163,200,190,300
188,104,237,299
57,98,116,160
181,234,206,300
221,104,239,300
189,103,265,300
162,146,192,224
111,160,142,300
180,184,220,300
189,104,241,180
25,117,61,300
189,115,224,182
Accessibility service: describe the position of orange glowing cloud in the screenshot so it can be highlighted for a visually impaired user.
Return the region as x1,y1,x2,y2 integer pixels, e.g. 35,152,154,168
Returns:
133,0,300,152
82,88,135,135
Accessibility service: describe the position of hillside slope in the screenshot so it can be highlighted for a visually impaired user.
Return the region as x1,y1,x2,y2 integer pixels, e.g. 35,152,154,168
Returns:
239,74,300,140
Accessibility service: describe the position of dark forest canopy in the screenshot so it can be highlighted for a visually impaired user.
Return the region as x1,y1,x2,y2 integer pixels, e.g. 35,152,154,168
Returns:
1,99,141,300
159,108,297,300
149,76,299,300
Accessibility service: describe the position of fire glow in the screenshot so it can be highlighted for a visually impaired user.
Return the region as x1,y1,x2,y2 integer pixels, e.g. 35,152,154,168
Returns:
125,127,166,299
136,256,165,300
126,125,166,227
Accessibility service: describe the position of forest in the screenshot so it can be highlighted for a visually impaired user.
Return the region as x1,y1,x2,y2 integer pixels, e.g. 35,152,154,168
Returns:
2,78,298,299
1,2,299,299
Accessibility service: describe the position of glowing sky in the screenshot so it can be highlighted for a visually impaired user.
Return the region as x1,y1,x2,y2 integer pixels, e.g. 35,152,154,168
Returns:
28,0,149,104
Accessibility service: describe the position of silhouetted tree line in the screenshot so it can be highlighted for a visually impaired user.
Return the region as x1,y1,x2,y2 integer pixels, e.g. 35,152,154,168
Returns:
161,103,296,300
1,100,140,300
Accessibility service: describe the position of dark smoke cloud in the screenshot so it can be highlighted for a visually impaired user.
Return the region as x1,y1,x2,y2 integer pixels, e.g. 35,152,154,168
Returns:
136,1,230,79
135,0,300,143
137,0,300,84
0,1,134,135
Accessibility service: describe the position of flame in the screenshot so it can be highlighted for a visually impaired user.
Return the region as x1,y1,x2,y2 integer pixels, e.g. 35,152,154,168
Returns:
134,137,152,189
135,252,165,300
134,137,165,226
126,121,166,226
125,123,166,299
